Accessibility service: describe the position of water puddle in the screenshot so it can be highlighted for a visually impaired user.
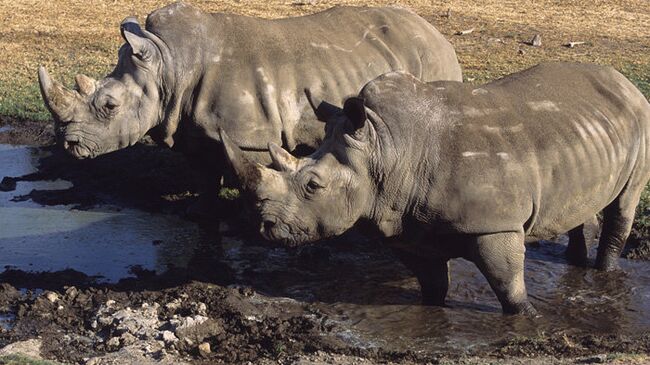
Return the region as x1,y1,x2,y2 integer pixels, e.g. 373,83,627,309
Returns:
0,145,203,282
220,233,650,354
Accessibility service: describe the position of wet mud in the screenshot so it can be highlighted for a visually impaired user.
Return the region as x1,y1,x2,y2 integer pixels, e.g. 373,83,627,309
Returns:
0,120,649,364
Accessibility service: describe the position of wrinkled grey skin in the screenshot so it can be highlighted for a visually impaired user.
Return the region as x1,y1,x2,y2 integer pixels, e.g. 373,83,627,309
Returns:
38,2,462,177
221,63,650,315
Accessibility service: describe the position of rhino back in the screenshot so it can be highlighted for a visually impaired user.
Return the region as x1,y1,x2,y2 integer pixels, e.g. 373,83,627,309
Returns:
147,3,460,152
362,64,650,237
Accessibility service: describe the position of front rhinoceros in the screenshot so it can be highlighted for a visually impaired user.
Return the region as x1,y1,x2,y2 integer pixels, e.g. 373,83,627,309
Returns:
221,63,650,315
38,2,461,176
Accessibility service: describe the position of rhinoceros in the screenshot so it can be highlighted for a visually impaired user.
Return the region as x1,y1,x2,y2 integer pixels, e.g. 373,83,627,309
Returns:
220,63,650,315
37,2,461,185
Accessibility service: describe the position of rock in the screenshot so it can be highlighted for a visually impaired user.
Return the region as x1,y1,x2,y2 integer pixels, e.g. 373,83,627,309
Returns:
106,336,121,349
529,34,542,47
165,298,182,311
161,330,179,345
198,342,211,356
0,177,16,192
172,315,223,345
86,344,192,365
0,339,43,359
45,291,59,303
64,286,78,300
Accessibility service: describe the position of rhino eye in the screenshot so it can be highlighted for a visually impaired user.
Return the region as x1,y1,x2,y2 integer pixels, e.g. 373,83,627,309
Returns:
105,100,119,110
306,179,324,194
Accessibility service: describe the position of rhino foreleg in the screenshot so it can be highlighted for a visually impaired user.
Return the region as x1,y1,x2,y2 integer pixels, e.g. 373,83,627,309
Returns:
412,258,450,306
420,259,450,306
566,224,589,267
470,231,536,316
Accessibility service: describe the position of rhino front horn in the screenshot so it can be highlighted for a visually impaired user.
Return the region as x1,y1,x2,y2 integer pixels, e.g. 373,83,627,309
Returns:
38,66,78,122
219,128,261,190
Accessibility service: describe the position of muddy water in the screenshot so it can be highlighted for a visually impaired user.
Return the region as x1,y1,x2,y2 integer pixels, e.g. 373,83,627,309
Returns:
1,143,649,354
222,234,650,354
0,145,203,282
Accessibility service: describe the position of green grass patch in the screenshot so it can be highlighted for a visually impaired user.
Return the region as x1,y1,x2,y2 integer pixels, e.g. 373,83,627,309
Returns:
0,81,51,122
620,63,650,100
218,187,240,201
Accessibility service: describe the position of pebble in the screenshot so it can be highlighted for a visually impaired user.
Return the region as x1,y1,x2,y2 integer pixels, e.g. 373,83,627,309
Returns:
45,292,59,303
162,330,179,345
198,342,211,356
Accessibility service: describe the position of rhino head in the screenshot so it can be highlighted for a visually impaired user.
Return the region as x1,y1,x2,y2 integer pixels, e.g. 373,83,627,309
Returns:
221,97,388,246
38,17,170,159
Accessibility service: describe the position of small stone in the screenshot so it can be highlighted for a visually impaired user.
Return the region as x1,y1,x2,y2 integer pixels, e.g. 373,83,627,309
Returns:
57,305,64,311
529,34,542,47
198,342,211,356
0,177,16,192
105,299,116,307
106,337,120,348
162,330,179,345
64,286,78,300
45,292,59,303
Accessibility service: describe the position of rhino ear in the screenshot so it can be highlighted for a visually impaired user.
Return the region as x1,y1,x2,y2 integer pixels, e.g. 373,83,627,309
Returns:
343,97,367,131
123,30,158,63
268,142,298,172
305,88,342,122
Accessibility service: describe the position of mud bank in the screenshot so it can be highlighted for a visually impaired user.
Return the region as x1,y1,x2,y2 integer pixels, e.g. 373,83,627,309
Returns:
0,119,649,364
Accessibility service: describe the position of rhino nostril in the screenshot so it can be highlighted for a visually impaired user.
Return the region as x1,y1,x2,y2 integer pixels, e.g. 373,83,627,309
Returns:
263,220,276,232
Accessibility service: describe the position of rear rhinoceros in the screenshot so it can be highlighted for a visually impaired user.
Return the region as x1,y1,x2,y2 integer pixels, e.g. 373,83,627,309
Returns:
38,2,461,180
220,63,650,315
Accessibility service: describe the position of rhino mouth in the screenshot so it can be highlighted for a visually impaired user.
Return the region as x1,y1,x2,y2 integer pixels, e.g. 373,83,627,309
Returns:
61,133,95,159
259,216,314,247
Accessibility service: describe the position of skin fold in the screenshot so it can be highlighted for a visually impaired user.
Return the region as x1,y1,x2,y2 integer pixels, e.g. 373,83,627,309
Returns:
222,63,650,315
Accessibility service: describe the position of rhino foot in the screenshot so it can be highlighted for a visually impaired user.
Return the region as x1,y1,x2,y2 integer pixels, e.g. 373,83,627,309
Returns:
503,301,538,317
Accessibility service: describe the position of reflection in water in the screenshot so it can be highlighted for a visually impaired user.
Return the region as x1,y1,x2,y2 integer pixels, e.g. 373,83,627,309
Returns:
0,144,649,354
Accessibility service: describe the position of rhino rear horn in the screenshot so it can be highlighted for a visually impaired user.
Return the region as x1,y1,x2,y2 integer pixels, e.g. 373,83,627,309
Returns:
38,66,79,122
75,74,96,96
268,142,298,172
219,128,261,190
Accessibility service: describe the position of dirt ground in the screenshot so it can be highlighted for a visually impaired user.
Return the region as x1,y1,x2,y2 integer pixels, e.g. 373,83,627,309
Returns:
0,1,649,364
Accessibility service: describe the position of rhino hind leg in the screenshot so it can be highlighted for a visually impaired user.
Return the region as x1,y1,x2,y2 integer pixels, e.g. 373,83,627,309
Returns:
470,231,537,316
566,224,589,267
595,188,643,271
